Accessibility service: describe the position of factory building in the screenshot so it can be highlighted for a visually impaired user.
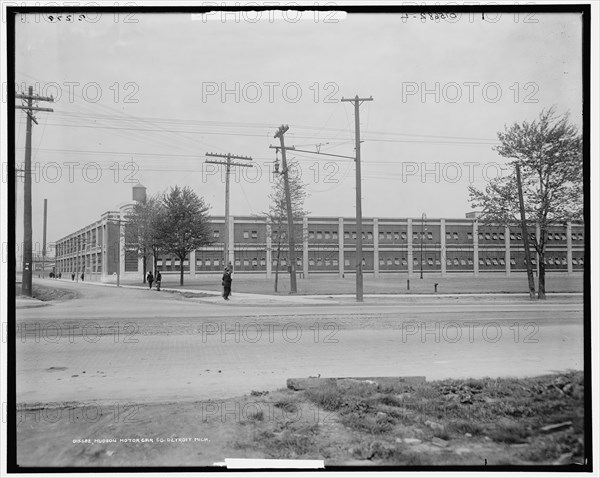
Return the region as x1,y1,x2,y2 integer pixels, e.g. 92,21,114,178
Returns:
54,205,585,282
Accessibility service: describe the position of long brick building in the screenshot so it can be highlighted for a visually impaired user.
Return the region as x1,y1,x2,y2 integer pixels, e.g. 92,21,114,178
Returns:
54,204,585,282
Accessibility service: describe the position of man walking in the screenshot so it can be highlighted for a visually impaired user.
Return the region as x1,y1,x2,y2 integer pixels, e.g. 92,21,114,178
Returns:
155,270,162,291
147,271,154,289
222,267,232,300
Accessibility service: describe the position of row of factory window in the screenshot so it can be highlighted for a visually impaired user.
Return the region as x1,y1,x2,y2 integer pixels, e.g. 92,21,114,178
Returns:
189,256,585,269
209,229,585,243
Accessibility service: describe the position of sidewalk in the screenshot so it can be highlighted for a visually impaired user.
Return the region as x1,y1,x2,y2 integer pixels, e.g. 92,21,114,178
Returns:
15,296,49,309
32,277,583,307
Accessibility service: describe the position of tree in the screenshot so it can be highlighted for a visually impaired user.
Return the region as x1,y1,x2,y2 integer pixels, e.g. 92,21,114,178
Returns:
469,107,583,299
160,186,213,286
265,159,309,292
124,195,167,281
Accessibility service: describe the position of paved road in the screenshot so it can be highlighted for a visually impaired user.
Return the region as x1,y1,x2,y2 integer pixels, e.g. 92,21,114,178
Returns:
15,279,584,406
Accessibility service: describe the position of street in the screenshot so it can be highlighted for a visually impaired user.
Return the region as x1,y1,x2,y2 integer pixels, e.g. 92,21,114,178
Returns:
16,279,584,406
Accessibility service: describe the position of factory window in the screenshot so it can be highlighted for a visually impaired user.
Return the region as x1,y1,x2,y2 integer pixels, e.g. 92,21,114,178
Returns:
309,231,315,239
317,231,322,240
467,232,473,240
379,258,385,266
251,231,258,239
325,259,330,267
387,258,393,266
402,258,407,266
367,232,373,240
562,258,567,265
401,232,407,240
393,232,399,240
309,258,315,266
332,259,338,267
213,230,220,238
252,259,258,266
479,258,485,265
467,258,474,265
394,258,400,266
235,259,241,267
547,233,553,241
260,259,266,266
352,231,357,239
413,257,419,264
332,231,338,240
485,233,491,240
499,258,505,266
244,259,249,267
428,258,434,265
454,258,460,265
561,233,567,240
446,232,452,240
578,258,584,265
205,259,211,267
379,232,385,240
317,258,323,266
453,232,459,240
485,258,491,266
344,231,350,239
297,258,302,266
324,231,330,240
516,233,522,240
281,259,287,266
478,233,484,240
460,259,466,266
427,232,433,240
344,259,350,267
531,258,537,265
499,233,505,240
243,231,249,239
213,259,220,266
492,233,498,240
447,259,452,266
492,258,498,265
510,232,516,240
386,232,392,240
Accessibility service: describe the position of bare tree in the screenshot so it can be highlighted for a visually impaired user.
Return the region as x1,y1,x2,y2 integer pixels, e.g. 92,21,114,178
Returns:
265,159,309,292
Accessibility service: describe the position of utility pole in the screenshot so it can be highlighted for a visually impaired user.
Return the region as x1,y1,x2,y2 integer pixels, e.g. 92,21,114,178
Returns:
15,86,54,296
341,95,373,302
516,164,536,299
273,125,298,293
42,199,47,278
205,152,253,268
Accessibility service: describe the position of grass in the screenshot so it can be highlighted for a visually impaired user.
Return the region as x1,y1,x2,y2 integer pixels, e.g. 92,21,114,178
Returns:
16,283,80,302
121,272,583,296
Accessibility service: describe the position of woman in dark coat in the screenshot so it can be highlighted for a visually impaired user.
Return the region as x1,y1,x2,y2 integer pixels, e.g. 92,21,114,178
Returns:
222,268,232,300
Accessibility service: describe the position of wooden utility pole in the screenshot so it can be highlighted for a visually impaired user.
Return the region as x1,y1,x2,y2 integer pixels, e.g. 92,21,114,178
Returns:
341,95,373,302
205,152,253,267
274,125,297,293
516,164,536,299
15,86,54,296
42,199,47,278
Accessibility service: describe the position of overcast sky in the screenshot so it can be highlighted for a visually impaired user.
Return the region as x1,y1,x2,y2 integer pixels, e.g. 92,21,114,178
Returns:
11,8,583,251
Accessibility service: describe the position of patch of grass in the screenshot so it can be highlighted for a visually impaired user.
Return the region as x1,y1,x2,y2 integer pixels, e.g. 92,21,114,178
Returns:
487,421,531,444
29,284,79,302
447,419,484,436
274,397,299,414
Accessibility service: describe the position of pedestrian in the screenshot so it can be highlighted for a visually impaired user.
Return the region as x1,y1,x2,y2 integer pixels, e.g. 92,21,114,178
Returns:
155,270,162,291
222,267,232,300
58,272,62,279
71,272,75,281
227,261,234,296
147,271,154,289
81,272,85,281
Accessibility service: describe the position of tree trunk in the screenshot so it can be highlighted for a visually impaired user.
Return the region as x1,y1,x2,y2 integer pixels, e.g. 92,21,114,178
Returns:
274,241,281,292
142,247,147,283
179,253,186,286
537,229,546,300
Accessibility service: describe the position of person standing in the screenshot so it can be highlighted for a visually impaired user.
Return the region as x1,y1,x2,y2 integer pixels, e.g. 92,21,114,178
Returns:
71,272,75,281
155,270,162,291
222,268,232,300
81,272,85,281
147,271,154,289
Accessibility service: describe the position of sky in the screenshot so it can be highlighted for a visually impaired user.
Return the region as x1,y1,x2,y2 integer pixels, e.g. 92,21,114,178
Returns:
8,6,585,253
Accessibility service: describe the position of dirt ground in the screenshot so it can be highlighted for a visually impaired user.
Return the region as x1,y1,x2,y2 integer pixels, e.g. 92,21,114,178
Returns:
16,371,585,468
